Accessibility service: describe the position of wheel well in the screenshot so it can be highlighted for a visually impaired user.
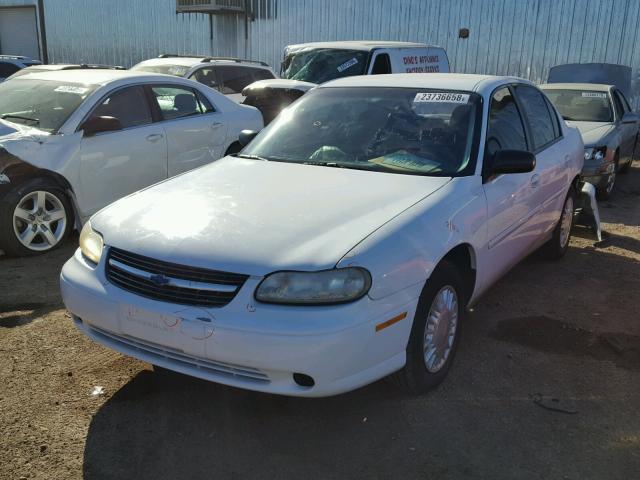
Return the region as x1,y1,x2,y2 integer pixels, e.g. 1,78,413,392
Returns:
439,244,476,303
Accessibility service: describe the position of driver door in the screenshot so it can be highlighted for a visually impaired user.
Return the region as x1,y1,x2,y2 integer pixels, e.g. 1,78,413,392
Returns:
76,85,167,216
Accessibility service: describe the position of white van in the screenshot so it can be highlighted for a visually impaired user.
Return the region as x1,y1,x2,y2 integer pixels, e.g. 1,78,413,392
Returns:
243,41,450,123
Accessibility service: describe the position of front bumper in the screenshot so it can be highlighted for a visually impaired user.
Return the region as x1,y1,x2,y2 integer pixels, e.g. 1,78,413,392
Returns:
60,248,420,397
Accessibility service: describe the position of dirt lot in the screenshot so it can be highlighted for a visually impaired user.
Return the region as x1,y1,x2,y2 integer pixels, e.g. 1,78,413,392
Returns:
1,165,639,480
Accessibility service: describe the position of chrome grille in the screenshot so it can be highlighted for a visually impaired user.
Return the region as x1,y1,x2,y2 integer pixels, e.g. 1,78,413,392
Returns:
106,247,248,307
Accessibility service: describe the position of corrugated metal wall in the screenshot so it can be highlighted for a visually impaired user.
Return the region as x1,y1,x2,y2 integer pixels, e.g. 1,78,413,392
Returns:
1,0,639,103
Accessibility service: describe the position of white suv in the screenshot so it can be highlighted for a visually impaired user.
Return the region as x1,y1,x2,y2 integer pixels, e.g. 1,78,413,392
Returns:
0,55,41,82
131,55,276,102
0,69,262,256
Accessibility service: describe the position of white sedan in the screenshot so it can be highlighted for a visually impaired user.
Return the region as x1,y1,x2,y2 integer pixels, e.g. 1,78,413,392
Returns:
0,69,262,255
60,74,583,397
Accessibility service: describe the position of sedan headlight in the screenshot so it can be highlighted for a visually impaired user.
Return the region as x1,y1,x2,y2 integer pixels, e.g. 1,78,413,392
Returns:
255,268,372,305
79,221,104,265
584,146,607,161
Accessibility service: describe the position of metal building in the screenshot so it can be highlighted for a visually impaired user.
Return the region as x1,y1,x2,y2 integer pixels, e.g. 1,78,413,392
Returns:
1,0,639,104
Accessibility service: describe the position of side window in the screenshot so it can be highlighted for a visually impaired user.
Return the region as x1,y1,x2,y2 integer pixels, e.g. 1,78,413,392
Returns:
252,68,275,81
486,87,528,158
514,85,557,150
543,95,561,138
150,86,212,121
215,66,257,94
371,54,391,74
614,90,630,116
189,68,219,90
90,86,152,129
0,62,21,77
612,91,625,119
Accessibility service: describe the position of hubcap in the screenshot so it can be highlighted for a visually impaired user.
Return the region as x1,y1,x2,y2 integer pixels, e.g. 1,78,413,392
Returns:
423,285,459,373
559,195,574,248
606,169,616,194
12,190,67,251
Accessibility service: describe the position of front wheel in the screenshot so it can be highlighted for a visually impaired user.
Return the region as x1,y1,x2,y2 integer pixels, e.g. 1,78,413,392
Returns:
543,187,575,260
391,260,464,394
0,178,72,256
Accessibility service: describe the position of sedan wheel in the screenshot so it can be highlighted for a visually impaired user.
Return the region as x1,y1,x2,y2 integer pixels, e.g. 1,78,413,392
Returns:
12,190,68,252
423,286,459,373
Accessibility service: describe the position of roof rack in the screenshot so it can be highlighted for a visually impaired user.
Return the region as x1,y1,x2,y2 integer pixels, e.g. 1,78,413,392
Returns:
157,53,268,67
63,64,126,70
201,56,269,67
0,55,32,60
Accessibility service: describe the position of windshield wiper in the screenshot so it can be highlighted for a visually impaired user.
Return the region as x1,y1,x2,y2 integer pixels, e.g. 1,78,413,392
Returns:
1,114,40,125
232,153,270,161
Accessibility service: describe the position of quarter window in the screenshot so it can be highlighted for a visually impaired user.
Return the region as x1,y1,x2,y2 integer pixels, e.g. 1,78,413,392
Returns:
514,85,557,150
371,54,391,74
486,87,528,158
90,86,152,129
150,86,213,121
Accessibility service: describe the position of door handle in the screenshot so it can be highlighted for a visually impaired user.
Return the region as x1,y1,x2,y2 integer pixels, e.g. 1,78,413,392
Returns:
146,133,163,142
211,122,223,129
530,174,540,188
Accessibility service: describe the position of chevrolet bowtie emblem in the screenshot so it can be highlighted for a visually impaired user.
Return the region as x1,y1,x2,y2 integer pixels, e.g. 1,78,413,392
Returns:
149,274,170,286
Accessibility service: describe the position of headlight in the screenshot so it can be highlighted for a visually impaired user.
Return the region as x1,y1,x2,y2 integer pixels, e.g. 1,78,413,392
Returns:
79,221,104,265
584,146,606,161
255,268,372,305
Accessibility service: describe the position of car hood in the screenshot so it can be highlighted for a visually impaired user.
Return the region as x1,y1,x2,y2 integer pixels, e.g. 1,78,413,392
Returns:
566,121,615,146
93,157,451,276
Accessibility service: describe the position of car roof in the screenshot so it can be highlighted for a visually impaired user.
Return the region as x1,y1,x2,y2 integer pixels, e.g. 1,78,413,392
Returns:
320,73,531,94
540,83,612,91
10,69,176,86
285,40,439,51
135,56,271,69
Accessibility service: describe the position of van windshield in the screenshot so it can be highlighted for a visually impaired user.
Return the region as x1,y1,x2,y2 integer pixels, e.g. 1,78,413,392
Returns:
241,87,481,177
281,48,368,84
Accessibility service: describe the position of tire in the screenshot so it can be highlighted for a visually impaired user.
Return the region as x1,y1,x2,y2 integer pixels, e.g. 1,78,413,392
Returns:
543,187,576,260
0,177,72,257
596,154,619,200
390,260,465,394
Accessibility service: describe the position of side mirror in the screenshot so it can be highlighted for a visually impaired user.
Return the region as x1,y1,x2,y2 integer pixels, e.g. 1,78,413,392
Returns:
81,116,122,136
622,112,639,124
491,149,536,175
238,129,259,147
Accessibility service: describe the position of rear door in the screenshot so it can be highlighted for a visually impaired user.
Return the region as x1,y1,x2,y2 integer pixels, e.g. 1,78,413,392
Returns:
513,84,567,237
482,86,539,284
147,84,228,177
77,85,167,216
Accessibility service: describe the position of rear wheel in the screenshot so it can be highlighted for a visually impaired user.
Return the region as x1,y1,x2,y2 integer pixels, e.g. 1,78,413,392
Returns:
543,187,575,260
0,178,72,256
391,261,464,394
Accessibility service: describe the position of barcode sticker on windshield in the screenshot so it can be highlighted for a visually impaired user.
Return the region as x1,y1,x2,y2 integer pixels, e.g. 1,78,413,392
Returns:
414,92,470,103
582,92,607,98
337,58,358,72
54,85,88,94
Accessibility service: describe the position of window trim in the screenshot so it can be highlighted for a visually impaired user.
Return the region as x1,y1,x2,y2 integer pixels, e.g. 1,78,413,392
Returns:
76,84,154,134
147,83,217,123
512,84,564,154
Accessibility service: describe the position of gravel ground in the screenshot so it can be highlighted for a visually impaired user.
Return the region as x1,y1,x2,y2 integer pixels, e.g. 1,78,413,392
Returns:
1,164,639,480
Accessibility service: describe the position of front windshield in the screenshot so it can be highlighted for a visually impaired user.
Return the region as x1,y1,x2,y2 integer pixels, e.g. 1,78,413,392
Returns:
281,48,368,83
544,89,613,122
242,87,481,177
0,79,96,133
131,64,189,77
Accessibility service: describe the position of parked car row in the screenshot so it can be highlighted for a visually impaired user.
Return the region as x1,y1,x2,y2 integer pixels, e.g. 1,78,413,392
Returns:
1,41,637,398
